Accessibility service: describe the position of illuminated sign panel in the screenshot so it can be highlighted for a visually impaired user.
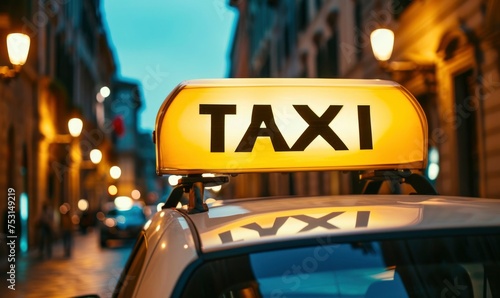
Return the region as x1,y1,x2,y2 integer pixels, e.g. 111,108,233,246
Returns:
155,79,428,174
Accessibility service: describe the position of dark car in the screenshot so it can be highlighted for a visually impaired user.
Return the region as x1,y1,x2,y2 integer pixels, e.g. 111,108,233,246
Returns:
99,202,146,248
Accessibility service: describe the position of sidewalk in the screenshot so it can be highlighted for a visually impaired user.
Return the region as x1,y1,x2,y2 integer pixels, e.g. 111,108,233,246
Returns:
1,229,82,270
1,229,133,298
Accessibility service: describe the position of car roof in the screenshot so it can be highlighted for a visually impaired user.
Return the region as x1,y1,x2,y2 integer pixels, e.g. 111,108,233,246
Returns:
184,194,500,253
149,78,500,255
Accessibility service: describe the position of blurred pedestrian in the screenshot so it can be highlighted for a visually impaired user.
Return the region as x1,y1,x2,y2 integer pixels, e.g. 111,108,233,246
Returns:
60,203,73,257
38,202,54,259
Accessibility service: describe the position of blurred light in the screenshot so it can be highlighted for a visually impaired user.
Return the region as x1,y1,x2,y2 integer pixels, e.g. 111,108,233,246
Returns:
20,193,28,221
144,219,152,230
96,92,105,103
104,218,116,228
143,207,152,218
78,199,89,211
156,225,160,232
370,28,394,61
156,202,165,212
90,149,102,164
161,242,166,249
96,211,105,221
159,211,165,218
207,185,222,192
116,215,126,224
168,175,182,186
428,163,440,181
20,193,28,252
100,86,111,98
114,196,133,211
131,189,141,200
183,244,188,249
110,166,121,179
108,185,118,196
176,202,183,209
71,215,80,225
205,198,216,205
7,33,30,65
427,147,440,181
202,173,215,177
59,203,71,214
68,118,83,137
429,147,439,164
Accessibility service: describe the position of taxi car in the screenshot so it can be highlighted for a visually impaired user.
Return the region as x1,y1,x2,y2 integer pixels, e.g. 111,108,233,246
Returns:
111,79,500,298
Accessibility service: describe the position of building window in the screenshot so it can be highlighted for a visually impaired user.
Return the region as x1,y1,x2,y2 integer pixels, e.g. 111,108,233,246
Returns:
299,52,308,78
259,53,271,77
326,31,339,77
297,0,308,32
354,0,363,61
326,11,339,77
284,24,290,59
392,0,413,19
454,69,480,197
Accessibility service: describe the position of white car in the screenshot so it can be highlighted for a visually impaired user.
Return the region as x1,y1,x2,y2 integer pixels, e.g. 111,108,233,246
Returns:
110,79,500,298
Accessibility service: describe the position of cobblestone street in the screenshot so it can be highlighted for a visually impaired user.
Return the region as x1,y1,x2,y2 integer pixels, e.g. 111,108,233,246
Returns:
1,230,133,298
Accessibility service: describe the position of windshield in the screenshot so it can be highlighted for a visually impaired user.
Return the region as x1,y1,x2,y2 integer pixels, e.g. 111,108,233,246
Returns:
181,234,500,297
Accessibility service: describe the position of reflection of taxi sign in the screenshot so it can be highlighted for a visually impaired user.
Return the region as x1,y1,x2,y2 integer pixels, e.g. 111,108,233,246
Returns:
201,205,423,249
154,79,428,174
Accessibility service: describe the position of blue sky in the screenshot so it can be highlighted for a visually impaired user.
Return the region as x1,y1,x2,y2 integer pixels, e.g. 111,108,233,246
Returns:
102,0,238,132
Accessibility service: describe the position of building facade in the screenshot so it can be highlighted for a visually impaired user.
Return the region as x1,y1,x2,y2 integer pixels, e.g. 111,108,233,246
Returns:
0,0,164,258
0,0,119,256
229,0,500,198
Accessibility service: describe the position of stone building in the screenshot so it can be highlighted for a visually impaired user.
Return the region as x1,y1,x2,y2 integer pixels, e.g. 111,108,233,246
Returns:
228,0,500,198
0,0,117,255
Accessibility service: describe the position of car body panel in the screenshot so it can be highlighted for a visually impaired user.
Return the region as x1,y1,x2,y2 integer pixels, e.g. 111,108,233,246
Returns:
132,210,198,298
126,194,500,298
184,195,500,253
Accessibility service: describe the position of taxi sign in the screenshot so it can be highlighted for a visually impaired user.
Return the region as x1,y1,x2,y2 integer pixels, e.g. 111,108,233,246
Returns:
154,79,428,174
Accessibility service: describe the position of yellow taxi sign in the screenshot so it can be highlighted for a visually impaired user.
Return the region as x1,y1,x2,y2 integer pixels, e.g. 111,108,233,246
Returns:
154,79,428,174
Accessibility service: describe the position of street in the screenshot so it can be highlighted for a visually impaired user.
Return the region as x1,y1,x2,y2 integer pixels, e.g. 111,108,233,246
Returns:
0,229,134,298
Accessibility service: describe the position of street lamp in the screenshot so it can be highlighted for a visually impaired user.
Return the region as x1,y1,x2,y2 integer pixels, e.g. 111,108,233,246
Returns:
370,28,435,72
100,86,111,98
1,33,31,80
110,166,121,179
89,149,103,164
96,86,111,129
370,28,394,62
68,117,83,137
46,117,84,224
52,118,83,143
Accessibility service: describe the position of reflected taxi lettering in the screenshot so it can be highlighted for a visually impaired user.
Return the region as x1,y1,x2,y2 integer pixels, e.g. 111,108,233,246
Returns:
218,211,371,244
200,104,373,153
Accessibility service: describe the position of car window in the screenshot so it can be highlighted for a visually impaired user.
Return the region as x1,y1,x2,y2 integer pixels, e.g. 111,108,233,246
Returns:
113,234,148,298
181,234,500,298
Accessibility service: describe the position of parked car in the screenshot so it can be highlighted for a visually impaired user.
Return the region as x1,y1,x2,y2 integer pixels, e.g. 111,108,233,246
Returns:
98,200,147,248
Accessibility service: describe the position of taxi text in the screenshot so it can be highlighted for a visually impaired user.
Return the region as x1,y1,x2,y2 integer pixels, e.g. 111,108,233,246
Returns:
200,104,373,152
